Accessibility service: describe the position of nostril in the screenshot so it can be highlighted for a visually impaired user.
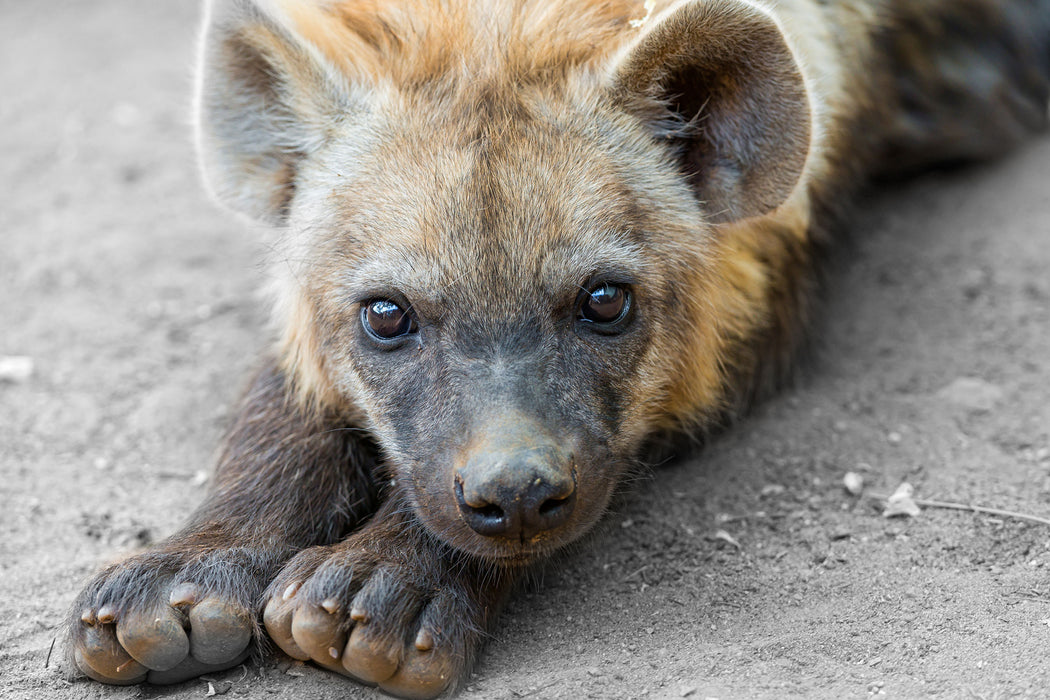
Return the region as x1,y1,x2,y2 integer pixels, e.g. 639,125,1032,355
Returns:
528,484,576,534
473,502,504,520
538,496,569,516
455,475,511,536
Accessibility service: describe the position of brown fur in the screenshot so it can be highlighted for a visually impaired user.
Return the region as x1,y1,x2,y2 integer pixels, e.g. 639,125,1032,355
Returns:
69,1,1049,697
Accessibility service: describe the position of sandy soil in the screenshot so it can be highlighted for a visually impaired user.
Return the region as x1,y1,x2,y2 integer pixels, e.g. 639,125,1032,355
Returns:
3,3,1049,699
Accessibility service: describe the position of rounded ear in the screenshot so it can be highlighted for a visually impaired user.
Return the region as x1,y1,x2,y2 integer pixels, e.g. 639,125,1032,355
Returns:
608,0,811,223
195,0,356,225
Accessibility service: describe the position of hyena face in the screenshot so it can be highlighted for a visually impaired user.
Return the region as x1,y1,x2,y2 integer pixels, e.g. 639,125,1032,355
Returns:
198,0,811,563
279,85,722,561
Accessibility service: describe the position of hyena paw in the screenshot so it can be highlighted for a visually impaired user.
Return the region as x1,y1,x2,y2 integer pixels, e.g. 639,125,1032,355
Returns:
69,548,266,685
263,545,481,699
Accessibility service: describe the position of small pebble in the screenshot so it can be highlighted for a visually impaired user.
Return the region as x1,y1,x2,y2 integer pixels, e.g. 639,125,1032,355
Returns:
843,472,864,496
204,680,232,696
883,482,921,518
0,356,33,383
760,484,786,497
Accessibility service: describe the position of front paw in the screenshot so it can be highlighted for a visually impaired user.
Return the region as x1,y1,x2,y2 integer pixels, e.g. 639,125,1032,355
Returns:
263,543,488,699
69,548,265,685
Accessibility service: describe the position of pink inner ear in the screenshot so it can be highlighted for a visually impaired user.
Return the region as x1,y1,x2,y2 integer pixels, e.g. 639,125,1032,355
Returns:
610,0,811,223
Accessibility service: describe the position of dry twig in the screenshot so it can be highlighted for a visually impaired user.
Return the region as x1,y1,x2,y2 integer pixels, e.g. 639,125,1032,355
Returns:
868,493,1050,528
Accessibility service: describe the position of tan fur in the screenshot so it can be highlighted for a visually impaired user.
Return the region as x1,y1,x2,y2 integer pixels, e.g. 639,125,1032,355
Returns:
223,0,1046,439
242,0,810,426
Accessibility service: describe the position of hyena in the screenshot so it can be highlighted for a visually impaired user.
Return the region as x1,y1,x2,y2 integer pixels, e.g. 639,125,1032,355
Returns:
68,0,1050,697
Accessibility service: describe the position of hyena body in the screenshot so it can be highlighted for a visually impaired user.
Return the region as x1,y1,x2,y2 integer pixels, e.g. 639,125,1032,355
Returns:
69,0,1050,697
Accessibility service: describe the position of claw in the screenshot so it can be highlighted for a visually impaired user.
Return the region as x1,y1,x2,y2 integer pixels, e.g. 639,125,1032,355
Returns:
282,582,301,601
81,608,97,626
321,598,340,615
169,582,200,607
97,605,117,624
414,629,434,652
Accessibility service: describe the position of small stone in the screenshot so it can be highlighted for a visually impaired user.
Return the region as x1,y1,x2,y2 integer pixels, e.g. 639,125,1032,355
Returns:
760,484,786,497
883,482,921,518
0,356,33,383
204,680,232,696
843,472,864,496
886,431,902,445
680,685,697,697
709,530,741,550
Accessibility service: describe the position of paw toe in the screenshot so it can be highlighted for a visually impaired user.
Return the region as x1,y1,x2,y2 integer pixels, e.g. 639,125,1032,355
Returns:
380,648,454,700
188,597,252,665
115,606,190,671
290,604,348,673
263,595,309,661
74,622,149,684
341,622,400,683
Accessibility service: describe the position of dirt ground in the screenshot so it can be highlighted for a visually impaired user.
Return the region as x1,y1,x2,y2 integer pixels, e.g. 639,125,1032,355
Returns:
3,3,1050,699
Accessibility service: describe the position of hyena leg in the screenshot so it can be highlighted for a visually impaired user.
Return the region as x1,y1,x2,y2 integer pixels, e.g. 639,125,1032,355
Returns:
263,498,517,700
67,359,379,685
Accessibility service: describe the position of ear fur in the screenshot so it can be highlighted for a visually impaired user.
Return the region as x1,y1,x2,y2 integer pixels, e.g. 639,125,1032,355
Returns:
609,0,811,223
195,0,357,225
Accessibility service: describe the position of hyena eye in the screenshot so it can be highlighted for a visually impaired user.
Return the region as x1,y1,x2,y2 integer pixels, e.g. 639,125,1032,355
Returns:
579,282,631,326
362,299,417,340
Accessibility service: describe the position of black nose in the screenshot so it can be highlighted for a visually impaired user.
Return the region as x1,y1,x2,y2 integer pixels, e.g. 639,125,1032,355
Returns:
454,451,576,540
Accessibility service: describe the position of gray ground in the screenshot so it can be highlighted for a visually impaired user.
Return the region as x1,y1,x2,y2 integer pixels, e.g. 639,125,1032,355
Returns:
2,3,1050,699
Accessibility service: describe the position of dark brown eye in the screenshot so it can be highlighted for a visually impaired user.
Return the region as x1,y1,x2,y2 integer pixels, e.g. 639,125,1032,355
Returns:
579,283,630,325
362,299,416,340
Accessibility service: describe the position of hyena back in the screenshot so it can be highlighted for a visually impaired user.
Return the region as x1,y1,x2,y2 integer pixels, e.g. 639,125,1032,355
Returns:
68,0,1049,697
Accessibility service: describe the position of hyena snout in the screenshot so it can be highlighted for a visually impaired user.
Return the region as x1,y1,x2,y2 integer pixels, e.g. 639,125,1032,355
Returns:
453,418,576,540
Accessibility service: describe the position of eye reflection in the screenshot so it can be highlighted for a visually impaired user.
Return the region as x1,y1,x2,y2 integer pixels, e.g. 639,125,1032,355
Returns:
579,283,630,325
362,299,416,339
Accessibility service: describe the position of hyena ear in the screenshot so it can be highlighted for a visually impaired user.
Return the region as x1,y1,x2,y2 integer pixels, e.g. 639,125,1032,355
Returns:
608,0,811,223
195,0,356,225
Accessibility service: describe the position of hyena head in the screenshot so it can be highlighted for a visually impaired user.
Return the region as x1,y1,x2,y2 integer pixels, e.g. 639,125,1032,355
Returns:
196,0,811,563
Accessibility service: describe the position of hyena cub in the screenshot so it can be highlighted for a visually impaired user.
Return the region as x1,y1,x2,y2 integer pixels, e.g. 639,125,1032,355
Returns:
69,0,1049,697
